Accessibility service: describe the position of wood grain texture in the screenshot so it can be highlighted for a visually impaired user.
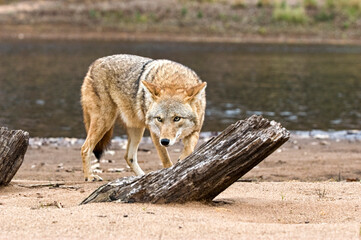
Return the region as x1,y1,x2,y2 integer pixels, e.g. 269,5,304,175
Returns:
0,127,29,185
81,115,290,204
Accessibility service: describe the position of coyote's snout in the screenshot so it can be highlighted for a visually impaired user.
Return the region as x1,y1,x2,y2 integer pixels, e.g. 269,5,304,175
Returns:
80,54,206,181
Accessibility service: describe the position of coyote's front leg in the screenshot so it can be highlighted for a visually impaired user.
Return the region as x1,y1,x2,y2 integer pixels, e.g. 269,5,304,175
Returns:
179,131,200,161
150,132,173,168
124,127,146,176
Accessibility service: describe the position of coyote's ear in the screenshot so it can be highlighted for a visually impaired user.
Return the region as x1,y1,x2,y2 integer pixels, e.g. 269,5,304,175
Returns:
142,80,161,100
185,82,207,103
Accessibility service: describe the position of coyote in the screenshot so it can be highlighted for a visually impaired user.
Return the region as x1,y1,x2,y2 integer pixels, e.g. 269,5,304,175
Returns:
81,54,206,181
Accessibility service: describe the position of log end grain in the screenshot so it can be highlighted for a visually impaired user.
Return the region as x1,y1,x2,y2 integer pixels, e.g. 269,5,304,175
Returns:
0,127,29,186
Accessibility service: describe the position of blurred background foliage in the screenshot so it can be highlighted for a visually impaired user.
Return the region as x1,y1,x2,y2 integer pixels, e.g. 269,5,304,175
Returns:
0,0,360,41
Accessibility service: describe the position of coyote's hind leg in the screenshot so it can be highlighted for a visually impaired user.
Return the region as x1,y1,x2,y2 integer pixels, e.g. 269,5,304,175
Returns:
81,106,117,181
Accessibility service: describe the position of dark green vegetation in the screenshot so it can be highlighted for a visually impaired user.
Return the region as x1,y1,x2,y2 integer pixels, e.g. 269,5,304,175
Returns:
271,0,361,27
83,0,361,35
0,0,360,41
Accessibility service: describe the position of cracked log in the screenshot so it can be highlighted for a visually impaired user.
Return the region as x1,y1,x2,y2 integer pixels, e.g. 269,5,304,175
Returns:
81,115,290,204
0,127,29,186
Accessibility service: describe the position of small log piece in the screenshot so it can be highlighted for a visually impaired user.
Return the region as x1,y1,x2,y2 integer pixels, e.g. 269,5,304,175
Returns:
81,115,290,204
0,127,29,186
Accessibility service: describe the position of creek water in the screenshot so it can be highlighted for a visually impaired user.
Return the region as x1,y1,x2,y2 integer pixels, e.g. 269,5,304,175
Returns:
0,39,360,137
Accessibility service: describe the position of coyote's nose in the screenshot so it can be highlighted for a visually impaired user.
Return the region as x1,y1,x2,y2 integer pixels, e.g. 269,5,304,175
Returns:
160,138,170,146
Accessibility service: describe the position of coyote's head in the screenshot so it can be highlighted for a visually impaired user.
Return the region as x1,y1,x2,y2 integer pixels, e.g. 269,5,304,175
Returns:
142,80,206,147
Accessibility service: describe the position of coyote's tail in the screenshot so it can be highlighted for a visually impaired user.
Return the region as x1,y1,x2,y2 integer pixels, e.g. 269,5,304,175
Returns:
93,127,113,160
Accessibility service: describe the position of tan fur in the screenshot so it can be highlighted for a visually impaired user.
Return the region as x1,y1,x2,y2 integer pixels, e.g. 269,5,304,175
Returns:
80,54,206,181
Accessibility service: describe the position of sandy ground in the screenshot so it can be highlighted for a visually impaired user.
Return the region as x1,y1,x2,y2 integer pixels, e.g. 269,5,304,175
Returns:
1,136,361,239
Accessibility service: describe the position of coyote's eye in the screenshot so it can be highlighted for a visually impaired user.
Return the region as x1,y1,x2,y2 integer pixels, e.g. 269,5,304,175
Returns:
156,117,162,122
173,116,181,122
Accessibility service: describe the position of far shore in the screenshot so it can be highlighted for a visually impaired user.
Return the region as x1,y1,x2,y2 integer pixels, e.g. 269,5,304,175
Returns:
1,0,360,46
1,25,361,46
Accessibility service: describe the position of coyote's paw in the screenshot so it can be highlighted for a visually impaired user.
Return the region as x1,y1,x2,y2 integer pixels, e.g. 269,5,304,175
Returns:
84,174,103,182
134,170,145,176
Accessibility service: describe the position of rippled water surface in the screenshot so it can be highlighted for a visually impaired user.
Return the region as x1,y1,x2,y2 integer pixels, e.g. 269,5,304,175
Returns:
0,40,360,137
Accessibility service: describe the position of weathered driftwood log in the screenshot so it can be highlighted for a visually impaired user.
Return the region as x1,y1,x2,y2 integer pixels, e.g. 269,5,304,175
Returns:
0,127,29,186
81,115,290,204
